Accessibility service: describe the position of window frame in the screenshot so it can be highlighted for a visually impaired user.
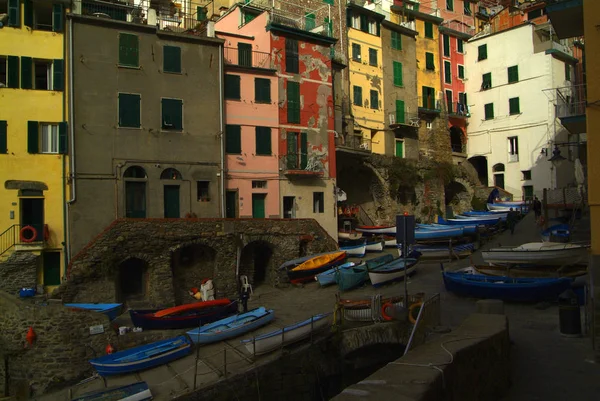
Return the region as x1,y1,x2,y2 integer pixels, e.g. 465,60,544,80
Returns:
197,181,210,202
457,38,464,53
393,61,403,87
313,192,324,213
224,74,241,100
369,89,378,110
40,123,60,154
160,97,184,131
478,44,488,61
482,72,492,90
522,170,532,181
118,92,142,129
507,65,519,84
424,21,433,39
163,45,182,74
458,64,465,80
509,97,521,115
254,78,271,103
391,31,402,50
508,136,519,159
285,38,299,74
352,43,361,62
353,85,362,107
444,60,452,83
368,48,377,67
118,33,140,68
484,103,494,120
225,124,242,154
425,52,435,71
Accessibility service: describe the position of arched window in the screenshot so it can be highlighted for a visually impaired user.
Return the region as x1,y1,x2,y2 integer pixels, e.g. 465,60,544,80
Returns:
492,163,505,173
123,166,147,179
160,168,183,180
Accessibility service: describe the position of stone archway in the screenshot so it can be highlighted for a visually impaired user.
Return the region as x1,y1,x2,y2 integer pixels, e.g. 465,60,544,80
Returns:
116,257,149,304
239,240,274,287
468,156,488,186
171,243,217,305
444,178,474,216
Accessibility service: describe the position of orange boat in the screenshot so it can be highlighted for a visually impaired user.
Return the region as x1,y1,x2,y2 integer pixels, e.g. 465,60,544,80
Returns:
154,299,233,318
288,251,346,283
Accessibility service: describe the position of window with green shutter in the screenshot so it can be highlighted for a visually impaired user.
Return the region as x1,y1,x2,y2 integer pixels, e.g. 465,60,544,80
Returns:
0,121,7,154
287,81,300,123
458,65,465,79
161,98,183,131
255,126,271,155
21,57,32,89
53,59,64,91
507,65,518,83
119,33,139,68
255,78,271,103
58,122,68,154
197,6,207,21
285,39,299,73
287,131,298,169
305,13,316,31
482,72,492,89
395,99,405,124
422,86,435,109
444,60,452,83
238,43,252,67
300,132,307,169
369,48,377,66
323,0,334,5
53,4,63,32
395,140,404,158
393,61,403,87
370,90,378,110
352,43,361,61
443,34,450,57
118,93,141,128
7,56,19,88
391,31,402,50
225,74,241,100
509,97,520,115
8,0,20,27
484,103,494,120
478,44,487,61
424,22,433,39
425,52,434,70
27,121,39,154
446,0,453,11
457,39,464,53
353,86,362,107
445,90,453,113
565,63,571,81
226,125,242,154
163,46,181,73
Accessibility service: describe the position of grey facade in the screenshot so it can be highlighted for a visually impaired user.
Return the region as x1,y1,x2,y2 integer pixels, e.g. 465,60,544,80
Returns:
68,15,224,255
382,21,419,160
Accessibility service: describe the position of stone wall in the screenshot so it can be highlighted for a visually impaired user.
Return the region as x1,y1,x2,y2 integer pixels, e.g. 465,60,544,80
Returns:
56,219,338,307
0,252,39,296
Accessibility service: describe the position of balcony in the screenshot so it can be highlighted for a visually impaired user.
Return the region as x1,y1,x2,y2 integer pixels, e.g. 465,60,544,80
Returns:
440,20,476,37
545,0,584,39
247,0,334,38
1,224,50,256
418,96,442,116
223,47,273,70
389,112,420,129
446,102,470,119
554,84,587,135
281,153,325,177
72,0,214,33
335,133,371,154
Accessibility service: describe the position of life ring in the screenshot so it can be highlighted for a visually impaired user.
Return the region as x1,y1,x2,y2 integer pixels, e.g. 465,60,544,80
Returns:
344,207,351,217
20,226,37,243
43,225,50,241
381,302,394,321
408,302,423,324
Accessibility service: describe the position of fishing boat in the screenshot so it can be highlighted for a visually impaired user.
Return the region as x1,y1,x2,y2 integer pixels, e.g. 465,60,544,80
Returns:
367,257,420,287
240,313,331,356
89,335,193,377
315,261,357,287
277,250,341,271
383,235,398,247
415,226,463,240
71,382,152,401
356,225,396,235
462,210,508,216
413,243,475,259
481,242,589,266
365,253,395,270
365,238,385,252
419,223,478,235
338,231,363,240
339,238,367,257
487,203,528,213
64,303,123,321
187,307,275,344
456,214,507,221
129,301,238,330
287,251,347,284
462,264,587,279
541,224,570,242
153,299,235,318
438,216,500,226
337,263,369,291
442,270,572,302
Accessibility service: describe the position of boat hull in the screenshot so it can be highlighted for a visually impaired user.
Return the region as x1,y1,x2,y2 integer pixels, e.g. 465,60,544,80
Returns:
338,231,363,240
368,259,419,287
413,243,475,259
482,243,588,266
65,303,123,321
315,262,355,286
337,265,368,291
288,252,347,283
129,301,238,330
340,243,367,257
365,240,384,252
187,307,275,344
71,381,152,401
472,265,587,278
415,226,463,240
356,225,396,234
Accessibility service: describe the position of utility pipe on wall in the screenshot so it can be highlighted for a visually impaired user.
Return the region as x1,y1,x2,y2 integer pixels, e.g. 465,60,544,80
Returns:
65,17,76,262
219,44,225,218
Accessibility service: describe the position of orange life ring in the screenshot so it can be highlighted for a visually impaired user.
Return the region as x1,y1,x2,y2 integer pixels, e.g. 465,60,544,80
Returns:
20,226,37,243
408,302,423,324
381,302,394,321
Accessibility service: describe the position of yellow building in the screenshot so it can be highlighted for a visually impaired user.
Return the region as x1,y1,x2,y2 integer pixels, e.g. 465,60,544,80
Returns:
0,0,68,292
346,4,387,155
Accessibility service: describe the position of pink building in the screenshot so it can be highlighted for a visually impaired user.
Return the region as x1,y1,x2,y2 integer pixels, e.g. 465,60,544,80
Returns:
216,9,280,218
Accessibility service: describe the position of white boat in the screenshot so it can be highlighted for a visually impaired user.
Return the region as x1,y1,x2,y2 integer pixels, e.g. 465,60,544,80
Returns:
383,236,398,247
240,313,331,356
367,257,420,287
481,242,589,266
356,225,396,235
365,239,384,252
456,214,507,221
340,241,367,257
338,231,363,240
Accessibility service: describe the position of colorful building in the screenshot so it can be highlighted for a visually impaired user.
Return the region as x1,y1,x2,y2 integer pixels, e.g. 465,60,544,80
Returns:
0,0,68,291
216,7,280,218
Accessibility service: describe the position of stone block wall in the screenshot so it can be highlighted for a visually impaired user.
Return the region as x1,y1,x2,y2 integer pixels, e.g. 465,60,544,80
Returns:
0,252,39,296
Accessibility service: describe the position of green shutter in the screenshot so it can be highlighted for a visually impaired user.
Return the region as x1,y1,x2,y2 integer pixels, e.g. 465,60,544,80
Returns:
58,122,68,154
395,140,403,158
478,44,487,61
360,14,367,32
444,61,452,83
287,81,300,123
197,6,207,21
52,4,64,32
238,43,252,67
305,13,316,31
118,93,141,128
346,9,352,28
255,78,271,103
226,125,241,154
484,103,494,120
21,57,32,89
509,97,520,115
424,22,433,38
508,66,518,83
482,72,492,88
370,90,378,110
565,63,571,81
287,132,298,169
324,0,334,5
300,132,308,169
53,59,64,91
162,98,183,130
285,39,299,73
7,56,19,88
353,86,362,106
27,121,39,154
426,52,434,70
8,0,19,27
393,61,403,86
391,31,398,50
119,33,139,67
24,0,33,28
0,121,7,154
447,0,453,11
225,74,241,99
458,65,465,79
457,39,464,53
443,35,450,56
395,100,405,124
163,46,181,73
255,127,271,155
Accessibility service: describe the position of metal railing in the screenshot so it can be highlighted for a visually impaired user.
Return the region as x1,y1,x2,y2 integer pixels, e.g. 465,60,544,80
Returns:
555,84,587,118
335,133,371,152
446,101,470,117
223,47,273,69
241,0,332,36
0,224,20,257
281,153,325,173
404,293,441,355
441,19,475,36
418,96,442,111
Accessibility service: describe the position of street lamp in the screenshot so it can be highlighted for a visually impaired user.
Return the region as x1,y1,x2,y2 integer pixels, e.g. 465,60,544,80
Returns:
548,145,566,166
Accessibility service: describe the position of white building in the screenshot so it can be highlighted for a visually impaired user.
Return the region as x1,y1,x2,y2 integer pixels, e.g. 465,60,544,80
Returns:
465,22,577,200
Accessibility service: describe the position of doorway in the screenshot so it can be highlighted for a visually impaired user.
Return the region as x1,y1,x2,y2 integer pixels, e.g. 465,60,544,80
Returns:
43,252,61,286
494,174,505,189
163,185,180,218
125,181,146,218
252,194,266,218
20,198,44,241
225,190,237,218
117,258,148,302
283,196,295,218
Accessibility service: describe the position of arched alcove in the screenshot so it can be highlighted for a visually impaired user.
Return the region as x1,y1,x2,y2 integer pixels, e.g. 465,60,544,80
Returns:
239,240,274,287
116,257,149,304
160,168,183,180
171,244,217,304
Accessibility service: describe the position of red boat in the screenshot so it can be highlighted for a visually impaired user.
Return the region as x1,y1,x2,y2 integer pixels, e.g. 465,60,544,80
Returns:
154,299,233,318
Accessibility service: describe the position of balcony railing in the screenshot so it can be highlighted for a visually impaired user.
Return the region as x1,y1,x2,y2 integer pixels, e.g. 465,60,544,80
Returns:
441,20,475,36
389,112,420,128
446,101,470,118
555,84,587,118
223,47,273,69
281,153,325,176
418,96,442,113
335,133,371,152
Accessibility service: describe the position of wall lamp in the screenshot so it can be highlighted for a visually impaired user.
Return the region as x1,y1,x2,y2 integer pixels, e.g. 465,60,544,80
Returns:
541,145,566,165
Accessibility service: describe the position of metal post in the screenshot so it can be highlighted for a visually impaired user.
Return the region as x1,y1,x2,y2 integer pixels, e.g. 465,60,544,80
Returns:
310,315,314,344
403,223,408,309
223,348,227,378
193,321,201,390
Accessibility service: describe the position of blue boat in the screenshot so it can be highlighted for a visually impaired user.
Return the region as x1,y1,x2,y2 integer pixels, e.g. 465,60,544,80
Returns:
339,238,367,257
442,271,573,302
365,253,395,270
414,243,475,259
65,303,123,321
187,307,275,344
457,213,506,222
420,223,478,235
438,216,500,226
337,263,369,291
315,261,356,286
462,210,508,217
415,226,463,240
71,381,152,401
89,335,193,377
541,224,570,242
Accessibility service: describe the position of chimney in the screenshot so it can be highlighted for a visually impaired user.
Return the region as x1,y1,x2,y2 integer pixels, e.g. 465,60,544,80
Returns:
207,20,215,37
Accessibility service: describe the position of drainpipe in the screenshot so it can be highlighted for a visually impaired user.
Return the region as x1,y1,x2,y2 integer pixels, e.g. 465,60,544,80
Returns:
219,43,225,218
61,10,68,278
66,17,76,262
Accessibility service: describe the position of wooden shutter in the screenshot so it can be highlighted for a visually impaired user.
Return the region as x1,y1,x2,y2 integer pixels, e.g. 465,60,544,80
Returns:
119,93,141,128
225,74,240,99
444,61,452,83
7,56,19,88
197,6,207,21
360,15,368,32
478,44,487,61
508,66,518,83
483,72,492,88
509,98,520,115
163,46,181,73
286,132,298,169
238,43,252,67
52,4,64,32
395,141,403,158
426,52,434,70
226,125,241,154
457,39,463,53
53,59,64,91
8,0,19,27
300,132,308,169
255,127,271,155
162,99,182,130
425,22,433,38
346,9,352,28
376,21,380,36
353,86,362,106
396,100,405,124
119,33,139,67
370,90,378,110
458,65,464,79
391,31,398,50
447,0,453,11
0,121,7,154
27,121,39,154
443,35,450,57
285,39,298,73
485,103,494,119
393,61,403,86
255,78,270,103
21,57,32,89
58,122,68,154
287,81,300,123
305,13,316,31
